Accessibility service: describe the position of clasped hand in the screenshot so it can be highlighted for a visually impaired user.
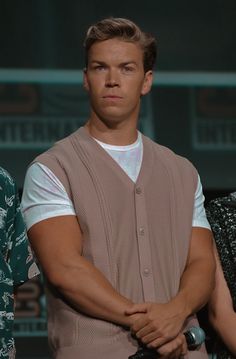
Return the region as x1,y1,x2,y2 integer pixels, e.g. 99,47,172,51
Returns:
126,301,187,358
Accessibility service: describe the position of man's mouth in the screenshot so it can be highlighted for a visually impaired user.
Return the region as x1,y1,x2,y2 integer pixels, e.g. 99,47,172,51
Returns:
102,95,122,99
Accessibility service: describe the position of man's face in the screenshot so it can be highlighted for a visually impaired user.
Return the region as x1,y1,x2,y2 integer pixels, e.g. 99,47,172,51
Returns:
83,38,153,127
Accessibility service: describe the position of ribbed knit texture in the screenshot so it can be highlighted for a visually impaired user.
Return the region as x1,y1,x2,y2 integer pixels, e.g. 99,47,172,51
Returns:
35,127,207,358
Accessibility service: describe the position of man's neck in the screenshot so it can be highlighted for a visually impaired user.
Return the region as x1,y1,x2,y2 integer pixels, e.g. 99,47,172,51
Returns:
85,120,138,146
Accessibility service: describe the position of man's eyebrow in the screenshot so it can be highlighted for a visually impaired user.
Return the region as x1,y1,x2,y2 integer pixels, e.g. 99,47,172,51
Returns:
90,60,106,65
90,60,138,66
120,61,138,66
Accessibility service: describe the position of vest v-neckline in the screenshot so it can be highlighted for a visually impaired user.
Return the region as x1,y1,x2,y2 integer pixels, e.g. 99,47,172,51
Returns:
74,127,154,190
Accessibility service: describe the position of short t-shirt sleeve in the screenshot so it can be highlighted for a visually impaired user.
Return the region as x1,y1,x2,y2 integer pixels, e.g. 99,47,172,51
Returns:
192,174,211,230
21,162,76,230
6,175,39,286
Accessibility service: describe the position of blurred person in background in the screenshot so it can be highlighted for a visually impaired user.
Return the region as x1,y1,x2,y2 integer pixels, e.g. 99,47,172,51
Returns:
207,192,236,358
0,166,39,358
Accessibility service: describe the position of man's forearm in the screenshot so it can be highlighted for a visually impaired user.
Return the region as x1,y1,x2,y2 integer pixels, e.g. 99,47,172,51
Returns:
27,216,141,328
51,256,139,327
172,227,215,320
174,256,215,319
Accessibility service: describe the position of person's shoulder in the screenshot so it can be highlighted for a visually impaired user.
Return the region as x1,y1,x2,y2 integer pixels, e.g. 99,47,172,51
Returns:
206,192,236,216
0,166,16,191
31,132,75,168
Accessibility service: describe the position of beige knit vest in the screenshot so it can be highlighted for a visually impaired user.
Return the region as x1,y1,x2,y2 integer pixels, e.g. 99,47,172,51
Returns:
35,127,207,359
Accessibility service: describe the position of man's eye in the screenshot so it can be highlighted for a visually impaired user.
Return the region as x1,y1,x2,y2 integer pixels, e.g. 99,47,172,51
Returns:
94,65,105,71
123,66,134,72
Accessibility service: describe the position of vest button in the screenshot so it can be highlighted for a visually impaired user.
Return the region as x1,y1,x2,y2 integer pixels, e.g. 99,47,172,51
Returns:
143,268,150,276
136,187,142,194
139,227,145,235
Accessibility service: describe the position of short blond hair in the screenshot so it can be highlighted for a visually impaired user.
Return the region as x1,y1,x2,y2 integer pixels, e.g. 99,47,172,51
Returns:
84,17,157,72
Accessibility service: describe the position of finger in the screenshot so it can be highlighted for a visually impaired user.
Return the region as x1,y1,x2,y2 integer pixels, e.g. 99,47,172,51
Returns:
146,336,170,349
171,345,185,359
131,317,150,333
125,303,148,315
181,334,187,355
158,345,180,358
138,330,161,344
156,335,185,357
143,327,175,348
135,323,165,343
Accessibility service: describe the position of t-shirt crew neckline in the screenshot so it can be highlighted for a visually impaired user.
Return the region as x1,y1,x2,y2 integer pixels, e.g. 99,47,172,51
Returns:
93,131,142,151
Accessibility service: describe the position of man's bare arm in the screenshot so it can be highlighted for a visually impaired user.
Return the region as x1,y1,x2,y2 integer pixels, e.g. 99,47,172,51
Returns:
28,215,138,327
126,227,215,349
175,227,215,316
208,245,236,355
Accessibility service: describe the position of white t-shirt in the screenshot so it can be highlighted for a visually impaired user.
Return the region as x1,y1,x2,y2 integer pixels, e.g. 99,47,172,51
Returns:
21,132,210,231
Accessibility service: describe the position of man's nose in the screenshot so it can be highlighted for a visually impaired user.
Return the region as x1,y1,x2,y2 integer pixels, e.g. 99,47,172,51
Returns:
105,70,120,87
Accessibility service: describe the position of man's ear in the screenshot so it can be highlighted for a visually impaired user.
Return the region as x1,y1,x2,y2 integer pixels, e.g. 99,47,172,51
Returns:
83,68,89,91
141,70,153,96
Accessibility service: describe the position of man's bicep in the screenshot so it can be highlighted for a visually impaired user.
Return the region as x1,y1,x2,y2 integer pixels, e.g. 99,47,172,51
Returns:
28,215,83,282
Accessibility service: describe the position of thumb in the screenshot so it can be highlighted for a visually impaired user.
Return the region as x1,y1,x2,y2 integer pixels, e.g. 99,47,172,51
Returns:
125,303,148,315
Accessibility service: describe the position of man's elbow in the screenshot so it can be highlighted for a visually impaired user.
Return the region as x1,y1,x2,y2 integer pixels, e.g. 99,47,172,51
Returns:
45,264,82,293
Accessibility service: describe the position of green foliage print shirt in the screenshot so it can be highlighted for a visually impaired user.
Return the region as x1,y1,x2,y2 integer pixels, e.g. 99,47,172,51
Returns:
0,167,39,358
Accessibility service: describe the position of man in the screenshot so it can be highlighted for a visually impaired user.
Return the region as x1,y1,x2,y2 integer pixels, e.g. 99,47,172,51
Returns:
0,167,39,358
21,18,215,358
